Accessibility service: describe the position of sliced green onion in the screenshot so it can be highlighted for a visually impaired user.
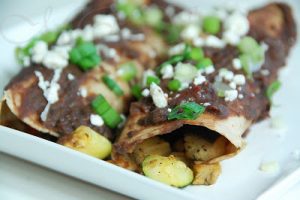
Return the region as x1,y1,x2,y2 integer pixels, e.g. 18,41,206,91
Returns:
168,102,205,120
164,24,182,44
239,54,253,79
196,58,213,69
146,76,160,86
238,36,259,54
144,7,163,28
118,62,137,81
131,84,143,100
102,75,124,96
92,95,122,129
92,95,111,115
266,80,281,102
69,41,101,71
202,16,221,35
116,1,138,16
168,79,181,91
186,47,204,62
217,90,225,97
101,108,123,129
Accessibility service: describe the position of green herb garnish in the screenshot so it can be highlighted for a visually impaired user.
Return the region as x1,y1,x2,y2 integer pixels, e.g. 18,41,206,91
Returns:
92,95,122,128
202,16,221,35
131,84,143,100
118,62,137,81
266,80,281,102
102,75,124,96
146,76,160,86
168,79,181,91
168,102,205,120
196,58,213,70
69,41,101,71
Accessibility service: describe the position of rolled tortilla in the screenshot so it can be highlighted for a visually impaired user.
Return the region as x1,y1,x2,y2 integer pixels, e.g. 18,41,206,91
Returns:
2,0,169,140
114,3,297,164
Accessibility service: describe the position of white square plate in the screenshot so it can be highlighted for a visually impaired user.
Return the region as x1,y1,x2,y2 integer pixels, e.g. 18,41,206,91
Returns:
0,0,300,199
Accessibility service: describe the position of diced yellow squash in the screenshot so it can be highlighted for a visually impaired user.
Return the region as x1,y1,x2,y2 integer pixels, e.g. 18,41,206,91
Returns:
184,133,227,161
142,155,194,187
58,126,112,159
133,137,171,164
192,162,221,185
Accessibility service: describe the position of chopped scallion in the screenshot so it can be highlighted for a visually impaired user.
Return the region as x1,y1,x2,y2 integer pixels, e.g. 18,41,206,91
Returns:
69,41,101,71
102,75,124,96
196,58,213,69
168,79,181,91
118,62,137,81
146,75,160,86
168,102,205,120
203,16,221,35
131,84,143,100
92,95,122,129
266,80,281,102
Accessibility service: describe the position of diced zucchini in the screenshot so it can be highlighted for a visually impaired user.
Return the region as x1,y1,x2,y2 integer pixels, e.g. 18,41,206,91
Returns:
184,133,226,161
133,137,171,164
142,155,194,187
192,162,221,185
58,126,112,159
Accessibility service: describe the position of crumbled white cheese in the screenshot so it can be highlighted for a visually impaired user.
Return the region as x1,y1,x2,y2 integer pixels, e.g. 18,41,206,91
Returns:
173,11,199,25
224,89,238,101
35,69,62,121
142,89,150,97
238,94,244,99
223,30,241,45
93,14,120,38
229,82,237,89
121,28,131,39
82,25,94,41
193,74,206,85
232,58,242,70
261,69,270,76
224,12,249,37
161,64,174,79
193,37,205,47
167,108,172,112
103,34,120,42
181,24,200,41
42,51,69,69
203,102,211,107
31,41,48,63
70,29,83,41
205,65,215,75
259,161,280,173
205,35,226,48
224,71,234,81
233,74,246,85
168,43,186,56
78,87,88,98
57,31,72,45
150,83,168,108
90,114,104,127
174,62,197,84
67,73,75,81
218,68,234,81
97,44,119,61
